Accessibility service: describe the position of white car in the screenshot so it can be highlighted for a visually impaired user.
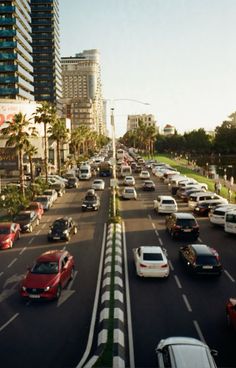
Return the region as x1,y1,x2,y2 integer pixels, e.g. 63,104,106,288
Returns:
91,179,105,190
123,175,135,186
43,189,58,205
139,170,150,179
122,187,137,200
209,204,236,226
154,195,178,214
133,246,170,277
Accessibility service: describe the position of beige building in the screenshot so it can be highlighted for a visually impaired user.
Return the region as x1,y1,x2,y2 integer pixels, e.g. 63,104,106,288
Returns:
61,49,105,134
163,124,175,136
127,114,157,132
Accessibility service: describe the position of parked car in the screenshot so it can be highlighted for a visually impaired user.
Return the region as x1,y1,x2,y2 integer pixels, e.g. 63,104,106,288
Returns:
142,180,155,191
48,217,78,241
123,175,135,186
65,175,79,188
19,250,75,301
43,189,58,204
156,336,218,368
121,187,137,200
226,298,236,330
82,189,100,211
139,170,150,180
154,195,178,214
49,182,65,197
133,246,169,278
13,210,39,233
179,243,222,276
91,179,105,190
34,195,52,211
188,191,228,209
165,212,199,240
209,204,236,226
0,222,21,250
26,202,44,220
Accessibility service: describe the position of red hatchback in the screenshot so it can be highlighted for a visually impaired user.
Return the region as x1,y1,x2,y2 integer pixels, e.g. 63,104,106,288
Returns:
20,250,75,301
0,222,21,250
26,202,44,220
226,298,236,330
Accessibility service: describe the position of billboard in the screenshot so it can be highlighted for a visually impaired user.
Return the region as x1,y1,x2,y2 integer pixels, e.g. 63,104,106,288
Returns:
0,147,18,170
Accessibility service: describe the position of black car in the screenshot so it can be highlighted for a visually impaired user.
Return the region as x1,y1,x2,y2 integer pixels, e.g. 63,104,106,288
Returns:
193,200,226,217
179,244,222,276
13,210,39,233
48,217,78,241
165,212,199,240
142,180,156,191
82,189,100,211
66,175,79,189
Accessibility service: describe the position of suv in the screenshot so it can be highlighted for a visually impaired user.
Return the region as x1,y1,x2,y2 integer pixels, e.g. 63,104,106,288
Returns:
165,212,199,240
48,217,78,241
82,189,100,211
154,195,177,214
156,336,218,368
179,243,222,276
13,210,39,233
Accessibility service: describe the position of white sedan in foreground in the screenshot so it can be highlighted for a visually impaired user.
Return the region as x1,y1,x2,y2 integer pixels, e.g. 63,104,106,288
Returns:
121,187,137,200
91,179,105,190
133,246,170,277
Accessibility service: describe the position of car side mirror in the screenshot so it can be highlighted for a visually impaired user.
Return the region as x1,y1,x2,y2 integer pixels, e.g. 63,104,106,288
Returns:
210,349,218,357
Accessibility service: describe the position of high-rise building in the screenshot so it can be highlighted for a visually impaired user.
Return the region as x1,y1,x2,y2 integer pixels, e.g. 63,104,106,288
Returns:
31,0,62,110
61,49,105,133
0,0,34,101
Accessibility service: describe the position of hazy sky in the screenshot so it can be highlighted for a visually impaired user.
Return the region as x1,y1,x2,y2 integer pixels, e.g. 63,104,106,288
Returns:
60,0,236,137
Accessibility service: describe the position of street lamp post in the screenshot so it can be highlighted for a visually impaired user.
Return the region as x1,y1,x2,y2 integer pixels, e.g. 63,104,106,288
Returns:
111,108,117,217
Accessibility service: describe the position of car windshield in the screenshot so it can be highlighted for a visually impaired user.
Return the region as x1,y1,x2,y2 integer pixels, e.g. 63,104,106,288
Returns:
31,261,59,274
143,253,163,261
53,220,67,229
177,219,196,226
36,197,47,203
196,255,218,265
163,200,175,204
28,205,38,210
125,189,134,193
0,227,10,234
44,191,52,195
85,195,96,201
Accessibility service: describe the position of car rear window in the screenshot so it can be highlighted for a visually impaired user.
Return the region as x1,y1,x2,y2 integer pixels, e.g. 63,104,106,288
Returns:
176,219,197,226
162,200,175,204
196,255,218,265
143,253,163,261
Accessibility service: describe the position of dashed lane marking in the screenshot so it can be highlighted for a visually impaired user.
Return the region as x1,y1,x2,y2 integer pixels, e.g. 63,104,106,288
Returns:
7,258,17,268
174,275,182,288
19,247,27,255
224,269,235,283
158,237,163,246
182,294,192,312
151,222,156,229
193,320,206,344
28,238,34,245
0,313,19,332
169,260,174,271
0,272,3,277
35,230,41,235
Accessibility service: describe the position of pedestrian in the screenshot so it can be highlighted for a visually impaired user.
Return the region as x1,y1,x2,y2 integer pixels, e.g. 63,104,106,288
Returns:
228,187,232,203
216,182,222,195
223,174,227,187
214,182,217,193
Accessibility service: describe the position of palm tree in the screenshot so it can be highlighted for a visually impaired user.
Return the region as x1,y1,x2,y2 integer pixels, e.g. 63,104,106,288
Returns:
48,118,69,175
1,113,37,196
34,102,56,183
24,144,38,183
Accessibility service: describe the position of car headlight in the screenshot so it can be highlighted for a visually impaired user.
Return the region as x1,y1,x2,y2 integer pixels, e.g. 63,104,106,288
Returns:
63,230,69,235
48,230,52,234
44,286,51,291
22,286,27,291
2,238,11,244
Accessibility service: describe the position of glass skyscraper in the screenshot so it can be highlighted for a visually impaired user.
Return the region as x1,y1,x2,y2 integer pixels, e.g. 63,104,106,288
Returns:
31,0,62,109
0,0,34,100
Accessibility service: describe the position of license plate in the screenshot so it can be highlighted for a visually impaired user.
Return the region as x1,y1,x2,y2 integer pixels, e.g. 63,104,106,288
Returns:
29,294,40,299
183,229,191,232
53,237,60,240
202,265,213,269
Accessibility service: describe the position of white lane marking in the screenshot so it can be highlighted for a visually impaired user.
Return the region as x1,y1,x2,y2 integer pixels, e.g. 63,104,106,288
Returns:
35,230,41,235
193,320,206,344
46,217,51,222
151,222,156,229
224,269,235,283
0,313,19,332
148,214,152,220
76,223,107,368
62,246,66,251
158,237,163,246
169,260,174,271
28,238,34,245
41,223,46,229
174,275,182,288
0,272,4,277
67,271,78,290
19,247,27,255
154,229,159,237
182,294,192,312
122,221,135,368
7,258,17,268
198,237,203,243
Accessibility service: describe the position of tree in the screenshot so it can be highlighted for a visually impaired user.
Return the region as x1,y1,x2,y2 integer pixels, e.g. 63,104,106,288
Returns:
24,144,38,183
1,112,37,196
34,102,56,183
48,118,69,175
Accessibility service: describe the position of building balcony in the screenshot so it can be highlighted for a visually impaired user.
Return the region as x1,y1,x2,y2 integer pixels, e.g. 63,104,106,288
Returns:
0,5,15,13
0,41,17,49
0,30,16,38
0,76,17,84
0,87,19,96
0,18,16,26
0,64,17,72
0,53,16,61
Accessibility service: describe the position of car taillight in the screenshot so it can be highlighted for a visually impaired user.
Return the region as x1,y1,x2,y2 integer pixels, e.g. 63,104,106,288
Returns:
174,225,181,229
140,263,148,268
192,225,199,229
161,263,168,268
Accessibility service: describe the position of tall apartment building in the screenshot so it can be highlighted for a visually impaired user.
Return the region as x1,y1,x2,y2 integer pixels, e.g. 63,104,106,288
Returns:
127,114,157,132
61,49,105,134
0,0,34,101
31,0,62,111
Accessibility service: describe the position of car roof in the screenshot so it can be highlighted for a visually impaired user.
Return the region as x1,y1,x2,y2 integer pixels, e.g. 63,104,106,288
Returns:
158,195,175,200
189,244,212,255
139,246,163,253
173,212,195,219
37,250,68,262
158,336,208,348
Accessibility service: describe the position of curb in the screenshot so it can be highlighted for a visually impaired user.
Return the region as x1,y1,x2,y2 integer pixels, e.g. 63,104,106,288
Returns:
84,222,126,368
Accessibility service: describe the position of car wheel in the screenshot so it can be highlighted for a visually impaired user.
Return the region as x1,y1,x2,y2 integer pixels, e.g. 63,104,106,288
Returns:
55,284,62,300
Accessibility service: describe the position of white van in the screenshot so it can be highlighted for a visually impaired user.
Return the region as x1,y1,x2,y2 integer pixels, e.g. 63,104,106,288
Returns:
120,165,132,178
79,163,92,180
209,204,236,226
224,209,236,234
188,192,228,209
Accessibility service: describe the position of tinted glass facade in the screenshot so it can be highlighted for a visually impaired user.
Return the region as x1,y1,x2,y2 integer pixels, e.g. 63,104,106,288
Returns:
31,0,62,109
0,0,34,100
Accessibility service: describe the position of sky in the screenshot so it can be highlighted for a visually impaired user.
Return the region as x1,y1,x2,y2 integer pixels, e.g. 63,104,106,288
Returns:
59,0,236,137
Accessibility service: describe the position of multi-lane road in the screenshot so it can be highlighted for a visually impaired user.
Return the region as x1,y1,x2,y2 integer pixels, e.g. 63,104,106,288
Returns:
0,168,236,368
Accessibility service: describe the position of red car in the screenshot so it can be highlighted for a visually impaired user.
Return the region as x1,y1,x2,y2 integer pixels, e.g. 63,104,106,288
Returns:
0,222,21,250
226,298,236,330
20,250,75,301
26,202,44,220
